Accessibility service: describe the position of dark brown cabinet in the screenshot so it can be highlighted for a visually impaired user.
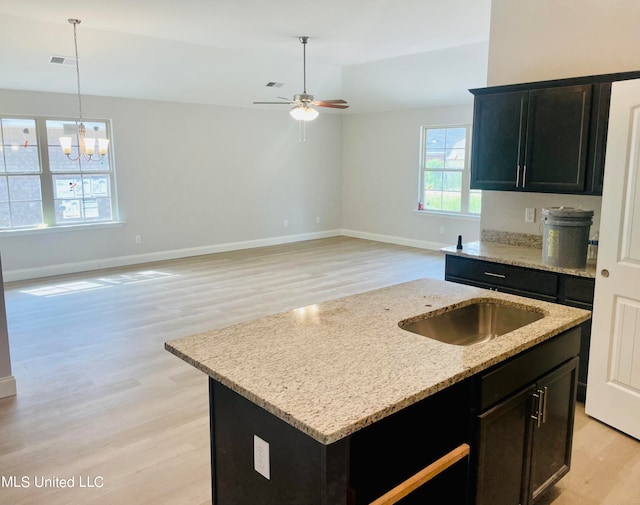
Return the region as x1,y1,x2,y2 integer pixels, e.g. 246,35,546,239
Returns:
470,82,610,195
527,359,578,503
470,90,527,190
472,330,580,505
445,254,593,402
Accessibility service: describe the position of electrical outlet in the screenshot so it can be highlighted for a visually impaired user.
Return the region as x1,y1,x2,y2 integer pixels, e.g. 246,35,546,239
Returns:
254,435,270,480
439,226,445,235
284,219,289,228
135,235,142,244
525,208,536,223
316,216,320,224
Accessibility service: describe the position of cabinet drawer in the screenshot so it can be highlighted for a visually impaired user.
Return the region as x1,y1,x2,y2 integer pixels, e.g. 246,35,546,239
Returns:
564,276,595,305
473,327,581,411
446,255,559,297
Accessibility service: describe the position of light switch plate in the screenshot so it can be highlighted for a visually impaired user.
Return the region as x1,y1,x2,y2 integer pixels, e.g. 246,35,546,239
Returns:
525,207,536,223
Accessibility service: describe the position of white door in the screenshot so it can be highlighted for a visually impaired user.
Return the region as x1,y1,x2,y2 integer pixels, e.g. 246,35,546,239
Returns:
586,79,640,440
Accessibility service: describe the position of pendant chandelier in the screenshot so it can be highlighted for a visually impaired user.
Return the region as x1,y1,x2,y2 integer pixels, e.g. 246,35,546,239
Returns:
59,19,109,161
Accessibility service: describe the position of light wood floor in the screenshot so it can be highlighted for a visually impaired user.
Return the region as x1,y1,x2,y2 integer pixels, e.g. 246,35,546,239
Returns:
0,237,637,504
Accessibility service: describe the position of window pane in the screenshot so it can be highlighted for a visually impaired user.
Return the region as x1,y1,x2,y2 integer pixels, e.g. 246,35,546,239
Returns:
1,118,37,146
53,175,83,199
8,175,41,201
424,171,442,191
0,203,10,229
425,154,445,169
444,148,465,170
442,192,462,212
426,128,446,150
10,201,43,228
84,175,111,197
55,199,82,223
445,128,467,148
423,190,442,211
1,118,39,173
84,198,112,221
0,177,8,203
443,172,462,191
3,146,40,173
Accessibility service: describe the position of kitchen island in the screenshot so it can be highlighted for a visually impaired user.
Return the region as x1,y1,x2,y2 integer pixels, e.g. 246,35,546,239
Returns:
165,278,590,504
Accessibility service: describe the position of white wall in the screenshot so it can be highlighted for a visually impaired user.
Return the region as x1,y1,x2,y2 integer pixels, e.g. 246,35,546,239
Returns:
487,0,640,87
0,89,343,280
481,0,640,236
341,106,480,249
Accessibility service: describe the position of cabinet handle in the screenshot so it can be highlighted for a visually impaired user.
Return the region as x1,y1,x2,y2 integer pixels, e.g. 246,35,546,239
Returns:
531,389,545,428
367,443,470,505
522,164,527,188
483,272,506,279
541,386,548,424
516,165,521,188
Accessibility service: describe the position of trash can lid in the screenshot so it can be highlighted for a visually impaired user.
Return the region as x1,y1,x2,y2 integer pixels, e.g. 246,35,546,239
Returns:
541,206,594,219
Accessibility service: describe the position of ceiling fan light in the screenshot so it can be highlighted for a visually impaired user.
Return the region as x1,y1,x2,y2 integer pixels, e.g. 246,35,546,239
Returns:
290,105,319,121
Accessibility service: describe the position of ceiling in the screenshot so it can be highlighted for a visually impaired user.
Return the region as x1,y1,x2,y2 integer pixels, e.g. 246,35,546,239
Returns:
0,0,491,114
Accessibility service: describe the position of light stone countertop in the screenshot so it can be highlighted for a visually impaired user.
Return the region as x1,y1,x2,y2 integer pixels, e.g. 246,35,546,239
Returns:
165,278,590,445
441,241,596,278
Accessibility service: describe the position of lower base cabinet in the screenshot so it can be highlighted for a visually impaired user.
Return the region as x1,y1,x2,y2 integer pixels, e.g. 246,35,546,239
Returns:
474,358,578,505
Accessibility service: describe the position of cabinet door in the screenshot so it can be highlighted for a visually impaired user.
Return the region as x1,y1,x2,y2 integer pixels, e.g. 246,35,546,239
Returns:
470,91,528,190
474,386,536,505
527,357,579,503
523,85,592,193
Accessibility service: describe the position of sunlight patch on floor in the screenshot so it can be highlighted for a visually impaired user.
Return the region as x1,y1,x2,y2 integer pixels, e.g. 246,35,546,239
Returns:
20,270,179,297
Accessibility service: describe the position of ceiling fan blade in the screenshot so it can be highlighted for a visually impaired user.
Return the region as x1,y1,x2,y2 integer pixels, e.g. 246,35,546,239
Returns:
315,101,350,109
253,101,294,105
316,99,348,104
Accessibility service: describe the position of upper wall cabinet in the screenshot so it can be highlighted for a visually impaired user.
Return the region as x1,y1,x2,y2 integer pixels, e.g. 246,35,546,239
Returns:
470,80,612,195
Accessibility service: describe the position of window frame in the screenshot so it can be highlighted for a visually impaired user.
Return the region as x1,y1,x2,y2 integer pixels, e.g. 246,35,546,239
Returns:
417,124,480,217
0,114,119,231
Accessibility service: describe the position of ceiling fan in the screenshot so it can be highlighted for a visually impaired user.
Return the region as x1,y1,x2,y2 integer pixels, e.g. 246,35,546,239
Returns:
253,36,349,121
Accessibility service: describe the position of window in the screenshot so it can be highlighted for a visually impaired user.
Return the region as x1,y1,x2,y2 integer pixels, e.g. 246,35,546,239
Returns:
418,125,481,215
0,116,116,230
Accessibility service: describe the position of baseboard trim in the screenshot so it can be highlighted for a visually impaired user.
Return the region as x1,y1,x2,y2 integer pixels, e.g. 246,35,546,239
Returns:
341,229,448,251
4,230,342,282
0,375,16,398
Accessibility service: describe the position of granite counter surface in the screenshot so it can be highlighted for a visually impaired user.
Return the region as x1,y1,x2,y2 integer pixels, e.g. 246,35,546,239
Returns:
165,278,590,445
441,241,596,279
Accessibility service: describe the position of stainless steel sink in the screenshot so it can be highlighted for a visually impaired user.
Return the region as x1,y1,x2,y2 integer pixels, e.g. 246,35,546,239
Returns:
398,301,545,346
